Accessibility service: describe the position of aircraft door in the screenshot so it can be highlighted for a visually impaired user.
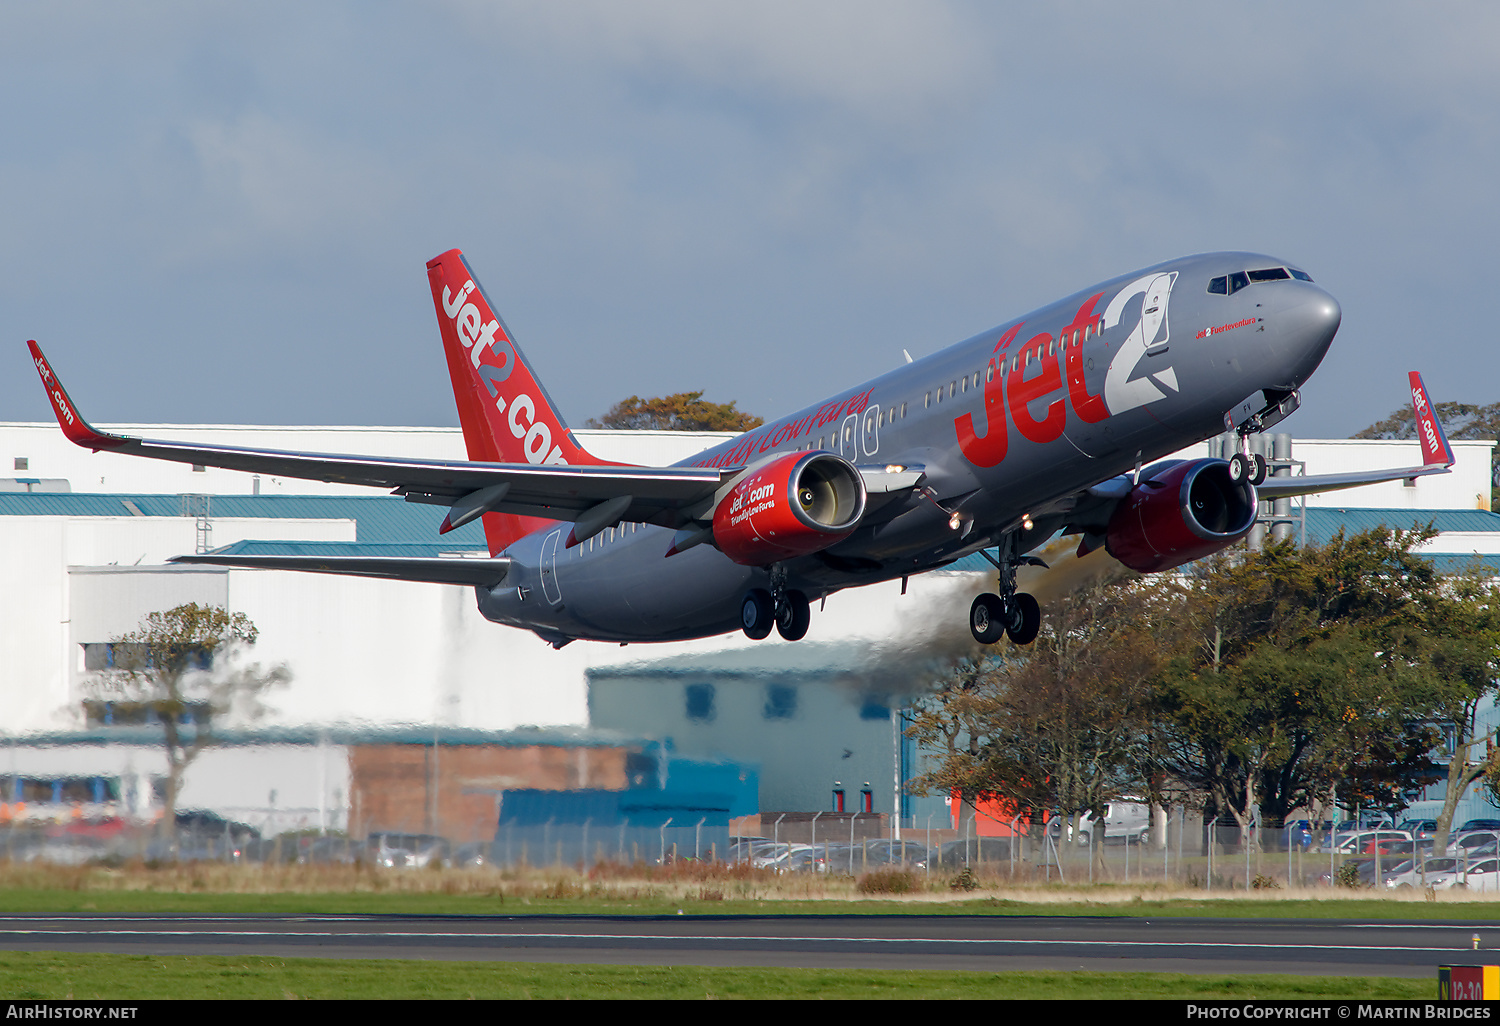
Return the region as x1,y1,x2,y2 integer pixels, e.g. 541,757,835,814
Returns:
839,414,859,459
539,529,563,605
862,404,880,456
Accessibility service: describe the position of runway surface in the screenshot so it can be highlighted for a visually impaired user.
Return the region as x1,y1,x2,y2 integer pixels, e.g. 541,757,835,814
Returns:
2,914,1499,976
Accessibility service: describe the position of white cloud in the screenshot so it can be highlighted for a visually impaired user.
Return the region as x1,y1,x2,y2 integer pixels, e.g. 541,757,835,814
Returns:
180,112,402,258
450,0,991,122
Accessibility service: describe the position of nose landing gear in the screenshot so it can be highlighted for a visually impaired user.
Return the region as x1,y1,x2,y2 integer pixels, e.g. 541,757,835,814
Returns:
1227,450,1268,486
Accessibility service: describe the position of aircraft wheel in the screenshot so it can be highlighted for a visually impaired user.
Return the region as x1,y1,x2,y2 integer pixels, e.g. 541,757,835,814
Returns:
741,588,774,640
1228,452,1250,482
1006,592,1041,645
969,593,1006,644
775,590,811,641
1250,453,1269,485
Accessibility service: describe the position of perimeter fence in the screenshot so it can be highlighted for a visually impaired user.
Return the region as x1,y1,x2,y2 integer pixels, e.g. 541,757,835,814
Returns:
5,814,1498,894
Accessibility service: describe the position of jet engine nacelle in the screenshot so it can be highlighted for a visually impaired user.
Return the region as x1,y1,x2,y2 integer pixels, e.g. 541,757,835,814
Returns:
713,450,866,566
1105,458,1258,573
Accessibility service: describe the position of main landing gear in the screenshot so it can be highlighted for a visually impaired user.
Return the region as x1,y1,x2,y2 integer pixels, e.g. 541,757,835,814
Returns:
969,591,1040,646
970,535,1044,646
742,566,811,641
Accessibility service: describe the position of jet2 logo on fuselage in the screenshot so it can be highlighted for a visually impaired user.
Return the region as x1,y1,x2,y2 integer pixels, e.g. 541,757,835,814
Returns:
1103,270,1179,414
955,271,1180,469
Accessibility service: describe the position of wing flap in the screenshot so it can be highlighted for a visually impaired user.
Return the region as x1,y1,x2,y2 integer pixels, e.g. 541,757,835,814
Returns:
169,553,513,587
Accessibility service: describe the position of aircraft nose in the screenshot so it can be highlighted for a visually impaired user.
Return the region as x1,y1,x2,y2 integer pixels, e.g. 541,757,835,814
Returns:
1283,287,1342,350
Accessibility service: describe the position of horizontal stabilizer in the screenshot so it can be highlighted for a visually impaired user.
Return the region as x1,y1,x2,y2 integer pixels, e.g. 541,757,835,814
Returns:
169,553,512,587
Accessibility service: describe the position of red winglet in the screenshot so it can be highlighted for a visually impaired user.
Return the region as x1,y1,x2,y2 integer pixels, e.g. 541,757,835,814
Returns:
1408,371,1454,467
27,341,125,450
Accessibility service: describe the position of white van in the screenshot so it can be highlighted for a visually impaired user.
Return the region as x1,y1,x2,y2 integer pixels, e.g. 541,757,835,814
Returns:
1050,801,1152,846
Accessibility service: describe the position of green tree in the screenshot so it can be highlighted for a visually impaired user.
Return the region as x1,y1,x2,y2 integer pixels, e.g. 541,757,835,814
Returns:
1152,529,1452,849
1420,563,1500,851
585,391,764,431
907,579,1161,874
87,603,290,836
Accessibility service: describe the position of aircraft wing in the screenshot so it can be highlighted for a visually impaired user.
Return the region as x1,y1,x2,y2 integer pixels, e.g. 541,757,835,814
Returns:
1255,372,1455,500
29,342,732,532
167,553,514,587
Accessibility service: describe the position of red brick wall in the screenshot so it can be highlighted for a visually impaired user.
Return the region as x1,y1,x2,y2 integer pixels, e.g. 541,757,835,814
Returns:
349,744,631,843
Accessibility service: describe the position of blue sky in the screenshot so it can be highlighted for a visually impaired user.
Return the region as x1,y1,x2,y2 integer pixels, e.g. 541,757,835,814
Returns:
3,2,1496,437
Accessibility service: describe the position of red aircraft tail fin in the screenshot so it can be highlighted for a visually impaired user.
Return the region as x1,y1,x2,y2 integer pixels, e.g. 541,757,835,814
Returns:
1408,371,1455,467
426,249,622,554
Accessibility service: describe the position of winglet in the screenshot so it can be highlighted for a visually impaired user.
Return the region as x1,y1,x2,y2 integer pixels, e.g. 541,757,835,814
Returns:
1408,371,1454,467
27,341,126,450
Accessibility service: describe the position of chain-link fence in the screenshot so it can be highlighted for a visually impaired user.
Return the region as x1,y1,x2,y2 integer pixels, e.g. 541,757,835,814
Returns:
6,813,1497,893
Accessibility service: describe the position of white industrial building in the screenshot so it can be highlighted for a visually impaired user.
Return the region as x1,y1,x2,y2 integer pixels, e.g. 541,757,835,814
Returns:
0,420,1493,835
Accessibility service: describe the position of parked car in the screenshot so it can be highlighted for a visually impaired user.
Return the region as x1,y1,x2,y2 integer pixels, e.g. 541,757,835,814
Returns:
294,836,361,865
1459,820,1500,834
1318,857,1381,888
452,842,491,869
1334,814,1396,832
1286,820,1332,851
1450,857,1500,893
742,842,795,868
1420,858,1470,891
363,832,450,869
1398,819,1438,841
934,838,1015,867
766,844,831,874
1382,857,1459,889
173,810,260,846
727,837,769,864
1449,833,1499,857
855,840,932,870
1323,829,1410,855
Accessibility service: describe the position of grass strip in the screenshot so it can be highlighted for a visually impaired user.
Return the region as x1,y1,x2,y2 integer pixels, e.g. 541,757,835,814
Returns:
0,951,1437,1000
7,888,1500,920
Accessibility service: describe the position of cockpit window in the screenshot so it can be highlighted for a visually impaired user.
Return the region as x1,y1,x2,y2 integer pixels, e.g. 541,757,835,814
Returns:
1210,266,1310,295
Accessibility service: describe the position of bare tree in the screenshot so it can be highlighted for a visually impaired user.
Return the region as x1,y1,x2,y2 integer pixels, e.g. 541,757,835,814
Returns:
906,579,1162,876
86,603,289,836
